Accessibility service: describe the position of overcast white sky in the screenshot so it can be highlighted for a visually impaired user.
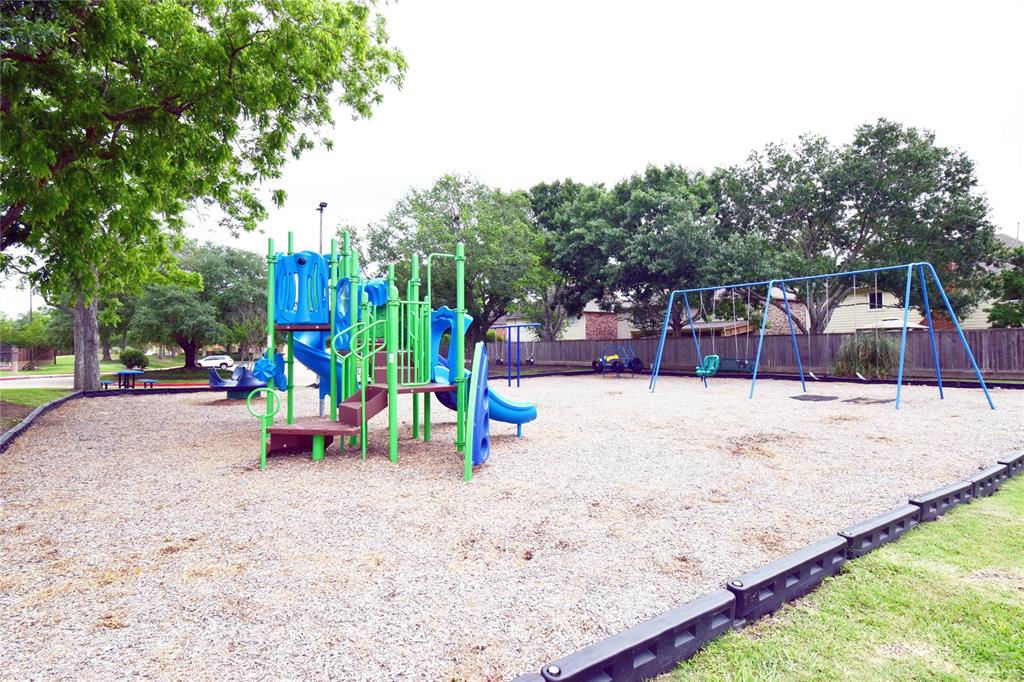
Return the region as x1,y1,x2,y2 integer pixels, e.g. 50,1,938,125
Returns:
4,0,1022,315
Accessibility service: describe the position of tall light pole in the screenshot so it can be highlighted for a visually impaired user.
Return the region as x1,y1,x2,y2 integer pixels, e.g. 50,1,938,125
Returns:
317,201,328,253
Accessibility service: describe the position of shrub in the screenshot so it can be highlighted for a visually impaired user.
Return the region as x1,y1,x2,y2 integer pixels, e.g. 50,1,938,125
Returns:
485,330,497,342
832,332,901,379
119,347,149,369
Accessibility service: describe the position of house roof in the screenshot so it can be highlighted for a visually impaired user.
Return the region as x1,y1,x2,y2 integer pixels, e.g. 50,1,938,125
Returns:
856,317,927,331
680,320,754,336
996,233,1022,249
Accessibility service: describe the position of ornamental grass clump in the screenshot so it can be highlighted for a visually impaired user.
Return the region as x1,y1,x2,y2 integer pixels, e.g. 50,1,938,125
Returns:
832,332,901,378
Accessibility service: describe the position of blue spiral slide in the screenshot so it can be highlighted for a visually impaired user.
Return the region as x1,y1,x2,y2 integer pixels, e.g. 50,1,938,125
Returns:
430,307,537,427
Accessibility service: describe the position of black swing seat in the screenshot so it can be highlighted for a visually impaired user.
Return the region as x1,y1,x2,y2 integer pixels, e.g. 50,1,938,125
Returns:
718,358,755,373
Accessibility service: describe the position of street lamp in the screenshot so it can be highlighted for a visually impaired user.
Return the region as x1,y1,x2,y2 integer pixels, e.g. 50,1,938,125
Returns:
317,201,328,253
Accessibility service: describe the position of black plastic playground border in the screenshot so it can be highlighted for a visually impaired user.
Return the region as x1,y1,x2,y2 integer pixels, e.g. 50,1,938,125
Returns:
511,451,1024,682
0,386,220,454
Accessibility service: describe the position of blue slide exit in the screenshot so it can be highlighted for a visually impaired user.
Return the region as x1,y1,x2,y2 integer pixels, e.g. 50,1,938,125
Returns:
431,307,537,427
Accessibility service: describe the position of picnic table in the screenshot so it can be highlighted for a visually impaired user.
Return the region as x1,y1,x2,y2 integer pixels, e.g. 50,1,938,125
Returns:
116,369,145,389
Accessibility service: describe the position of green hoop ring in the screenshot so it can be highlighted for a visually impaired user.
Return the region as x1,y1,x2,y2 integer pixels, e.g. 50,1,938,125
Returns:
246,387,281,419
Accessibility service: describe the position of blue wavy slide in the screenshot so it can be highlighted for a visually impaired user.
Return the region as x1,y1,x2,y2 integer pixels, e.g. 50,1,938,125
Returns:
431,307,537,427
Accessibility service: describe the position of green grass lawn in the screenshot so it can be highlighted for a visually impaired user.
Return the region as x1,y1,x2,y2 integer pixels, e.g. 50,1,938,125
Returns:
0,387,73,408
666,476,1024,682
0,353,185,377
0,388,73,431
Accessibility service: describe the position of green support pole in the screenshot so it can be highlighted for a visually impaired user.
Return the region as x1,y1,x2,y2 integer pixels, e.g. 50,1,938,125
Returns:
359,291,371,460
329,238,339,421
423,390,431,442
409,253,421,378
409,253,421,438
262,238,277,470
286,232,294,424
268,237,276,387
338,234,351,449
412,393,420,439
455,242,467,472
348,249,360,449
386,264,399,463
312,435,325,461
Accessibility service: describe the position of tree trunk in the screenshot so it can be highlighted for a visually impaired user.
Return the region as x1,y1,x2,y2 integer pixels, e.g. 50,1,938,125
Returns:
73,295,101,390
175,334,199,368
101,334,112,362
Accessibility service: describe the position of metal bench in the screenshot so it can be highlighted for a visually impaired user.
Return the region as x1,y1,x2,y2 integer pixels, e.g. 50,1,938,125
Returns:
100,380,112,389
141,379,157,388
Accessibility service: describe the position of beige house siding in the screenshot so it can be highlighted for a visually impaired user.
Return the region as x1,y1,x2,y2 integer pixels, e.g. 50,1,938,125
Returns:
960,300,993,330
824,289,903,333
823,290,994,333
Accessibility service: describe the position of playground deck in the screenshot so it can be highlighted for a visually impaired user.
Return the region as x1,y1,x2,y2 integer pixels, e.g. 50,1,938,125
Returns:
1,376,1020,680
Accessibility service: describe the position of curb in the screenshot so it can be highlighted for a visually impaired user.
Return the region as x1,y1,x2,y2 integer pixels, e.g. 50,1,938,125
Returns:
513,452,1024,681
0,386,222,454
0,391,84,453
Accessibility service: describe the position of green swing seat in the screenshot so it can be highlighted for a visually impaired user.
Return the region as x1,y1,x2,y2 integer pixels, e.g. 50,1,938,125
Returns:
695,354,720,387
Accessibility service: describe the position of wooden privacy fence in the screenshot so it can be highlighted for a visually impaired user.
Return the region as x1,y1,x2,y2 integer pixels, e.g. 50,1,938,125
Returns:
488,328,1024,379
0,346,57,372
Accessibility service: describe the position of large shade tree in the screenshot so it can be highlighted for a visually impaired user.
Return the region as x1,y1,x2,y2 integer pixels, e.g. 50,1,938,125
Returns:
987,245,1024,328
130,241,266,366
367,174,543,346
712,120,998,333
531,166,717,337
1,0,405,388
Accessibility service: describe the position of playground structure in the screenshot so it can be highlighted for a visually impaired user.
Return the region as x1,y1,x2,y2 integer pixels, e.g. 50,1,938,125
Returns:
649,262,995,410
592,342,644,377
208,366,269,400
492,322,541,387
247,233,537,481
207,352,287,399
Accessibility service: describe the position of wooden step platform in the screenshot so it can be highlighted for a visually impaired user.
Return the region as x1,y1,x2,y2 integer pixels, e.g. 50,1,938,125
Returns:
267,419,360,437
267,418,359,456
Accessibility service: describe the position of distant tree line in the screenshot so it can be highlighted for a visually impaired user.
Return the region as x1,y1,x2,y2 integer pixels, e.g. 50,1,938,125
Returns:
5,118,1019,373
366,119,1010,345
1,241,267,368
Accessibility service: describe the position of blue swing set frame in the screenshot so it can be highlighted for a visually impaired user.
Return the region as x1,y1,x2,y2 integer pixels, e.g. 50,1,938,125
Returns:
648,262,994,410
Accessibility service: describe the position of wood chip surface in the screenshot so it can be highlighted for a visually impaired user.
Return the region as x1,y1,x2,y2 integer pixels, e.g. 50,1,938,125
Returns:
1,376,1020,680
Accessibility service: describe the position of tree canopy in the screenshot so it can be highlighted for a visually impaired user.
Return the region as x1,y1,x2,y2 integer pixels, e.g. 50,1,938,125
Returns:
1,0,405,387
367,174,544,346
711,119,997,333
129,241,266,366
988,246,1024,328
